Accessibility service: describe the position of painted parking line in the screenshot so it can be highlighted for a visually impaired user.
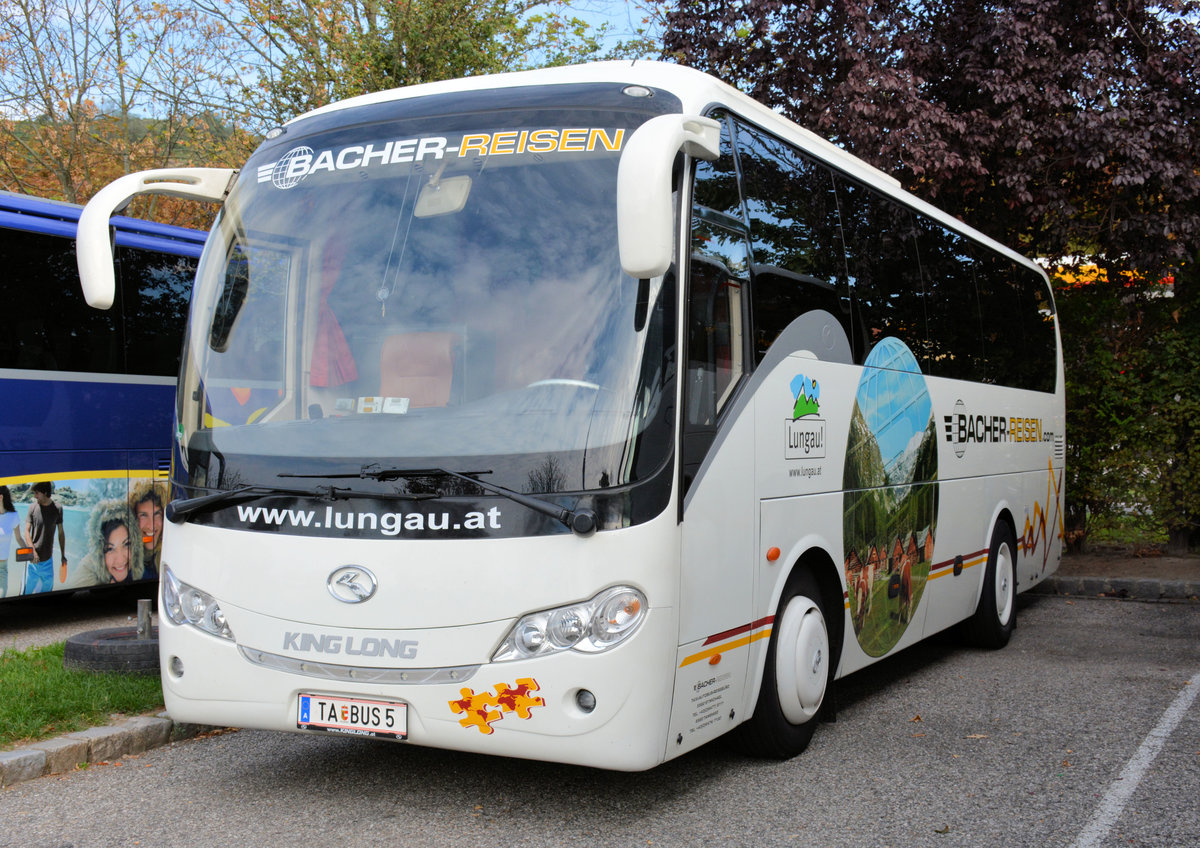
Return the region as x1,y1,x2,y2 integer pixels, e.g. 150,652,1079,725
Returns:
1072,671,1199,848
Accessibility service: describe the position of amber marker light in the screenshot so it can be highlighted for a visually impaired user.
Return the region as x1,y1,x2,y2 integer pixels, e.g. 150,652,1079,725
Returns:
709,654,722,665
766,547,781,562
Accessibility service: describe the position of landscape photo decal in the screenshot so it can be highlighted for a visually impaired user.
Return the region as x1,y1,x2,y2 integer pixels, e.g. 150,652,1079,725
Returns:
842,337,939,657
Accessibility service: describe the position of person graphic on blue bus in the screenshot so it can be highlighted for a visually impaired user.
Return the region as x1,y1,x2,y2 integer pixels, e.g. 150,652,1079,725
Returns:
77,499,144,586
22,481,66,594
130,480,164,580
0,485,30,598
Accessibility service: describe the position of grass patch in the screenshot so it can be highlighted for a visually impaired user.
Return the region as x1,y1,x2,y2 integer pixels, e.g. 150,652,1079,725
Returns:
0,642,163,750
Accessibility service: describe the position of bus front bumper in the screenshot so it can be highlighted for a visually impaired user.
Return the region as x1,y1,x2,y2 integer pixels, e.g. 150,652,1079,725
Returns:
159,609,677,771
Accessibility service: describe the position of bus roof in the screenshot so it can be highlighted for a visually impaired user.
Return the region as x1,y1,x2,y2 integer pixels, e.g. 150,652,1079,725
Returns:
0,189,206,258
287,61,1044,282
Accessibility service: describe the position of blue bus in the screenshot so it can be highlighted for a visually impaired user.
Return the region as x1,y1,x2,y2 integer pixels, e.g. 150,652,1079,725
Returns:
0,191,203,599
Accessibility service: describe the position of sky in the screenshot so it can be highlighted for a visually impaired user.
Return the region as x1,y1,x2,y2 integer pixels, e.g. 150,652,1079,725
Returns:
565,0,663,52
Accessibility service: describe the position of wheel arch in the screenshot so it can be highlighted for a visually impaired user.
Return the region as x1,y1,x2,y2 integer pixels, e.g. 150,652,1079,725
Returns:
731,543,844,756
751,543,846,703
791,546,846,680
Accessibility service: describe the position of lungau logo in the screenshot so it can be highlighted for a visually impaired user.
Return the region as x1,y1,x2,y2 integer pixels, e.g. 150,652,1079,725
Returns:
791,374,821,418
327,565,378,604
786,374,826,460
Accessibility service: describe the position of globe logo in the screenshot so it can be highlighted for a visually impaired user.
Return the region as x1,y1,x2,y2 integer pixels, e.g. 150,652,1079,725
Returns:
271,146,314,190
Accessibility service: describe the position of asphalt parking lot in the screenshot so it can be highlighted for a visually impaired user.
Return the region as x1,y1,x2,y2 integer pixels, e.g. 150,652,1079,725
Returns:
1,591,1197,848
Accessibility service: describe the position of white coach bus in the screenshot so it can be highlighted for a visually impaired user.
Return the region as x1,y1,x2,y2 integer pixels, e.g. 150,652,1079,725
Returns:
76,62,1064,771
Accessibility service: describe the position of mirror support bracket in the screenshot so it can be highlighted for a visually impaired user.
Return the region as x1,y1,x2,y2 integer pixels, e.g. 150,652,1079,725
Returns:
77,168,237,309
617,115,720,280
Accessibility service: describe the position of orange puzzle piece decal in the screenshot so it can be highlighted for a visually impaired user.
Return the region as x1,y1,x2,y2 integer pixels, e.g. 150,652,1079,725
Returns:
449,678,545,734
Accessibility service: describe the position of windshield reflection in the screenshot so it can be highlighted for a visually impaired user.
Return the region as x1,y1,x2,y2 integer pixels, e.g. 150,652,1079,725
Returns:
180,107,675,498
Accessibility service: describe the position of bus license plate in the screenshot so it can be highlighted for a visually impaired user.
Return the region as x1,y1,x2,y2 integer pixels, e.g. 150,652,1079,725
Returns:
297,693,407,740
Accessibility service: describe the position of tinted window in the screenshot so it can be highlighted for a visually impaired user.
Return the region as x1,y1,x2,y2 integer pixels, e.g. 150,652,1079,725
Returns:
690,115,1057,394
692,111,744,223
973,248,1028,386
975,250,1056,392
836,180,927,366
0,227,194,376
118,244,194,377
687,217,750,426
0,228,121,373
917,220,985,382
1017,265,1057,392
734,121,851,361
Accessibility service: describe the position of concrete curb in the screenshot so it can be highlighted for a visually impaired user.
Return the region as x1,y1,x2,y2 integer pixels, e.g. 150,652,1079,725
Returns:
1033,575,1200,601
0,713,216,789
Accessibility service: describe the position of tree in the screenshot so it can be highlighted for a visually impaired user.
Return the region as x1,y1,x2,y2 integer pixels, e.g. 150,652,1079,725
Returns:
661,0,1199,270
660,0,1200,549
0,1,644,221
0,0,255,225
195,0,654,127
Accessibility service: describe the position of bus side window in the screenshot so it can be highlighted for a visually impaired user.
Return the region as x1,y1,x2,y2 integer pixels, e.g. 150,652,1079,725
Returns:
692,111,743,223
917,220,986,383
117,245,195,377
0,227,121,374
973,248,1027,387
1018,265,1058,393
732,120,851,361
973,250,1058,392
836,179,928,365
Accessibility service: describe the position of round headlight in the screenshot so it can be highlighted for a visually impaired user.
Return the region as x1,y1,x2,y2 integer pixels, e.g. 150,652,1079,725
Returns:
516,621,546,654
593,590,644,644
548,607,586,647
182,588,207,623
202,604,228,636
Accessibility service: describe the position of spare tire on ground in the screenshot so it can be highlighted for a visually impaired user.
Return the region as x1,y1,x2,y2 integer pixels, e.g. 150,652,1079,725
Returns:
64,626,160,675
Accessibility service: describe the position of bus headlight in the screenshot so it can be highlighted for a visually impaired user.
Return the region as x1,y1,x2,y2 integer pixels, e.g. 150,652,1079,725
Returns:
493,586,646,662
162,566,235,641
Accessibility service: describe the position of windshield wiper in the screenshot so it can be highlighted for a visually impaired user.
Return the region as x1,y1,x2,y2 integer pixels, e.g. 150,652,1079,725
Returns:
166,482,437,524
369,465,598,536
283,464,598,536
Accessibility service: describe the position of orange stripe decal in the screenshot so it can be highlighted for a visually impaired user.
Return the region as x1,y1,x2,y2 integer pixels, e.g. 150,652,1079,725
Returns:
681,620,774,667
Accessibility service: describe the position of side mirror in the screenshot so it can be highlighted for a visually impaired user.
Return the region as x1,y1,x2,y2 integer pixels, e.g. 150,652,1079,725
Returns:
617,114,720,280
77,168,237,309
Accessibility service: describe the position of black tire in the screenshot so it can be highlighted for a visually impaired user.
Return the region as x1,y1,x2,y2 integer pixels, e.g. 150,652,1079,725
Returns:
63,626,160,675
963,523,1018,649
730,569,831,759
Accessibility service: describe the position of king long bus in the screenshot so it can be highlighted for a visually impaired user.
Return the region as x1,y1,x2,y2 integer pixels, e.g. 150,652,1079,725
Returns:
75,62,1064,770
0,192,202,600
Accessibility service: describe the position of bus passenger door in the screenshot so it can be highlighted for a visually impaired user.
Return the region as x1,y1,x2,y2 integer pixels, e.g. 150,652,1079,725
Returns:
670,216,758,756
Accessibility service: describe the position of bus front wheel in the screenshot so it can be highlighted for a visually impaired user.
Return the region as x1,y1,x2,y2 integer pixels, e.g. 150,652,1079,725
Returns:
731,569,830,759
964,522,1017,648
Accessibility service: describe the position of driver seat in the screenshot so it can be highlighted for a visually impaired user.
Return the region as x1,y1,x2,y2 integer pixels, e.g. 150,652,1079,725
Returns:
379,332,457,407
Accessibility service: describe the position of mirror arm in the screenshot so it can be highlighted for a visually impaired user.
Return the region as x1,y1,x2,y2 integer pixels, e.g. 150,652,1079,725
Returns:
77,168,237,309
617,115,720,280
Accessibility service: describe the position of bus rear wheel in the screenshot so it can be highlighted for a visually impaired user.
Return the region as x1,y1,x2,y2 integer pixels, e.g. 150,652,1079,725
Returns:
731,569,830,759
964,523,1017,648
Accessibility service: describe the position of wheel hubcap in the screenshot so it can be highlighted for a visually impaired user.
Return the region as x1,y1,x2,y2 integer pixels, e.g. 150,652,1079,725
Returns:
775,595,829,725
996,544,1015,625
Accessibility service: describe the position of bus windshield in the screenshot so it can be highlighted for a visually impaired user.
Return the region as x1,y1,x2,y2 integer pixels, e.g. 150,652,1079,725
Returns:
178,105,675,500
